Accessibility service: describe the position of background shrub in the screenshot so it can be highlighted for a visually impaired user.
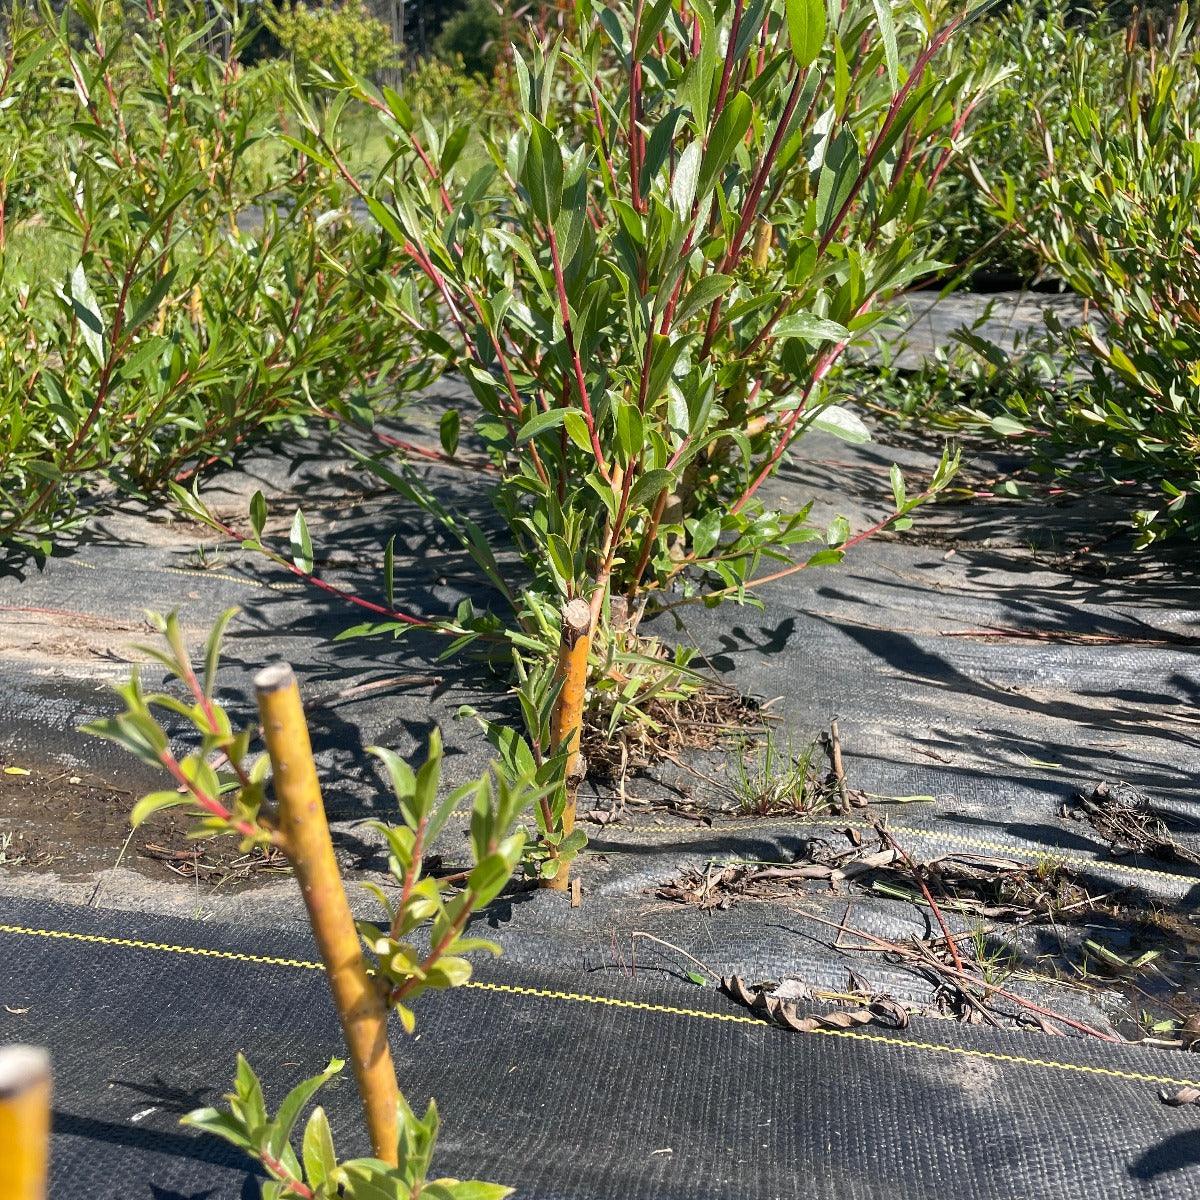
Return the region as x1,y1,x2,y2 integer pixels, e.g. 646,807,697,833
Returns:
926,0,1127,285
971,4,1200,543
267,0,399,78
433,0,502,77
0,0,432,556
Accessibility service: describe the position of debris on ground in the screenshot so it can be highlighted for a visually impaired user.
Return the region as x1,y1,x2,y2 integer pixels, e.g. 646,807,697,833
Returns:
720,973,910,1033
583,686,766,783
656,835,898,909
657,823,1166,1041
1063,780,1200,867
656,826,1108,924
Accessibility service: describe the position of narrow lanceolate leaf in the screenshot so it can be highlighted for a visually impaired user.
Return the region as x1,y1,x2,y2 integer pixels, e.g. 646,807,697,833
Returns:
68,263,105,366
698,91,752,200
384,535,396,609
130,790,190,829
301,1107,338,1188
785,0,826,68
809,404,871,444
815,129,861,237
249,491,267,540
773,312,850,344
202,608,238,702
523,119,563,226
671,140,702,218
290,509,314,574
673,274,733,327
439,409,460,456
515,407,568,445
872,0,900,88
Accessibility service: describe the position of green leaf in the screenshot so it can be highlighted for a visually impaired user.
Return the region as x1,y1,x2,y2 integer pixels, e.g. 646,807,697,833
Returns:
468,852,514,907
629,467,674,511
806,548,845,567
698,91,752,200
809,405,871,444
523,118,563,225
671,141,702,217
691,510,722,557
871,0,900,88
815,129,861,238
773,312,849,344
128,267,178,334
786,0,826,68
363,193,408,243
202,607,237,702
249,491,267,540
290,510,314,574
990,415,1028,437
443,1184,515,1200
439,410,460,456
68,263,105,366
634,0,674,59
673,274,733,327
614,402,644,463
563,411,592,453
267,1059,343,1158
516,407,568,445
130,790,189,829
440,125,470,173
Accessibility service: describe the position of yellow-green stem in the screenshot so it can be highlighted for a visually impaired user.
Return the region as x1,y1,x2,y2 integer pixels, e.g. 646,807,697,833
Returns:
544,598,592,891
255,662,400,1163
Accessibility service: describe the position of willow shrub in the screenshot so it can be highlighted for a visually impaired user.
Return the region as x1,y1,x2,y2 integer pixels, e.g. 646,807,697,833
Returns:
205,0,988,876
972,5,1200,545
0,0,432,557
89,612,530,1196
919,0,1123,284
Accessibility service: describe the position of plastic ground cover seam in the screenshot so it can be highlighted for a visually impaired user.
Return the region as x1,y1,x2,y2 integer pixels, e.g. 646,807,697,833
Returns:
1,896,1199,1199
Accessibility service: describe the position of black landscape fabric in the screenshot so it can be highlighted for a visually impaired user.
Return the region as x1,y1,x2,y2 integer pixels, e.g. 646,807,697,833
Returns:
2,896,1200,1200
1,346,1199,1199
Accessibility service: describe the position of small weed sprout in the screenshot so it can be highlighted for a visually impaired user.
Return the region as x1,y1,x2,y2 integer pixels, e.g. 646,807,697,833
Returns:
732,730,826,817
967,925,1015,988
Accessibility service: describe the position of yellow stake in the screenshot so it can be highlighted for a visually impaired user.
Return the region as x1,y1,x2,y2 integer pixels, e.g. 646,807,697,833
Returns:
543,598,593,891
254,663,400,1164
0,1045,50,1200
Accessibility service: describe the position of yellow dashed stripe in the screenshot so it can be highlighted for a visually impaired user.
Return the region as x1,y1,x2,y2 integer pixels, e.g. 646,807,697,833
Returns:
886,820,1195,887
0,923,323,970
3,921,1200,1090
159,566,303,594
700,816,1200,892
62,556,302,595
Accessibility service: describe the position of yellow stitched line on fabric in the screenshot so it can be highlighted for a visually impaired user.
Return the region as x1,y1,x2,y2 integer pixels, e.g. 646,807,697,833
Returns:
4,921,1200,1089
61,556,302,595
159,566,303,594
0,924,322,970
662,816,1195,888
885,822,1192,886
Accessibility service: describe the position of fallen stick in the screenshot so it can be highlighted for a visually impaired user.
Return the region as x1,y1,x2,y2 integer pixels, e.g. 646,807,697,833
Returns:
828,718,852,814
796,906,1120,1042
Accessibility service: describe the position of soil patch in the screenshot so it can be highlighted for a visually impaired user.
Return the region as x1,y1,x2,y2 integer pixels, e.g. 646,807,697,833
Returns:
0,766,287,890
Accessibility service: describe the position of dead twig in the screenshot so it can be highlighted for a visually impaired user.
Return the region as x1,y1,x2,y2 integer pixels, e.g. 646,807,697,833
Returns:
827,718,852,815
